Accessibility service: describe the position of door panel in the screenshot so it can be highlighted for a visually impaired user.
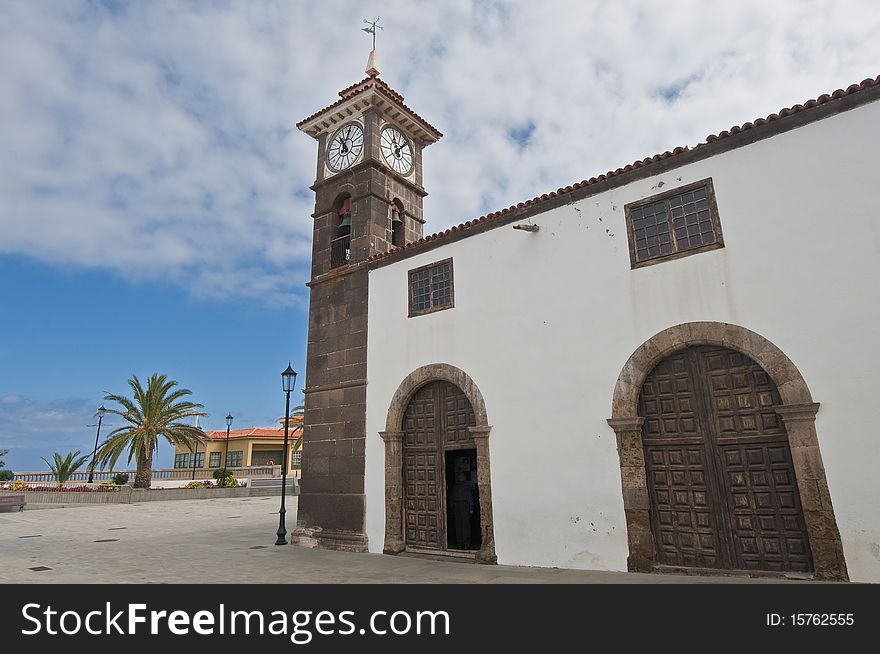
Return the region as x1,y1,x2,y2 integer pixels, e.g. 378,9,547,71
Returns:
442,381,475,446
404,384,442,549
404,450,440,548
718,441,812,572
403,380,476,551
640,346,813,573
640,351,724,567
646,445,721,568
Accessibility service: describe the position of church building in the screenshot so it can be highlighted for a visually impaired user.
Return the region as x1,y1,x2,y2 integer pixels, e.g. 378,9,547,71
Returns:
291,51,880,583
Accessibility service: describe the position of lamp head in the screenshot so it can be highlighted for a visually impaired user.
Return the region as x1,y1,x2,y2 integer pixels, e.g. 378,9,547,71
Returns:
281,363,298,393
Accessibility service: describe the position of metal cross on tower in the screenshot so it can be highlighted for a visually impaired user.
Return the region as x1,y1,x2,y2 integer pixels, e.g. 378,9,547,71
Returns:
362,17,383,50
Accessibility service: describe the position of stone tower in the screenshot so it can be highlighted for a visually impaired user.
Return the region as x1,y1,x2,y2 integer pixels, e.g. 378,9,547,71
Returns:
292,57,442,550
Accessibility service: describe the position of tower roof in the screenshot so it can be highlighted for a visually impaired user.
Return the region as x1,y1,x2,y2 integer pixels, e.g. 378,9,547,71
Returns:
297,75,442,145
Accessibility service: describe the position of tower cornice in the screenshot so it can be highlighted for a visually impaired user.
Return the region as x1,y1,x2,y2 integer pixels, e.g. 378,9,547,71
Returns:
297,77,442,145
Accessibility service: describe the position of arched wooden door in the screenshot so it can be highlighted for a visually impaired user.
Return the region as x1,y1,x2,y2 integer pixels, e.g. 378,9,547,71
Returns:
403,380,477,551
639,346,813,573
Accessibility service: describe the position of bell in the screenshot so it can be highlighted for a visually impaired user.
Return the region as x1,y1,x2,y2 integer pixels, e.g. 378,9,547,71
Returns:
339,212,351,229
391,209,403,226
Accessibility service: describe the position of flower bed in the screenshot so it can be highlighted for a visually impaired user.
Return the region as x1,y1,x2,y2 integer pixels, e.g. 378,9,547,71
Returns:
0,482,120,493
185,480,216,489
184,480,247,489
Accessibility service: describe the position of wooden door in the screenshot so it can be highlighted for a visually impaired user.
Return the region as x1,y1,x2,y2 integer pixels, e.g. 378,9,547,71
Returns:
403,381,476,550
639,346,813,573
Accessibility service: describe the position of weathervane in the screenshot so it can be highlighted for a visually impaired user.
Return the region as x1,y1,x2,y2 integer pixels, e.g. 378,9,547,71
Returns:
362,17,383,76
362,17,383,50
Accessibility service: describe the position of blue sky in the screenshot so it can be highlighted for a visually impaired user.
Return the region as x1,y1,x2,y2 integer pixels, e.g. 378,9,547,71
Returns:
1,0,879,470
0,254,305,469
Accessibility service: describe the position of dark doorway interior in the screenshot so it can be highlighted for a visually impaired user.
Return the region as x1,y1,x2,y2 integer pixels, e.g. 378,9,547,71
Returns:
445,449,481,550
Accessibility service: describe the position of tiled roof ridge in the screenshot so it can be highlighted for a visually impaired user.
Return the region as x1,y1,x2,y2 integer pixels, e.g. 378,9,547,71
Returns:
296,75,441,137
203,426,282,438
337,76,405,103
337,76,373,98
366,75,880,264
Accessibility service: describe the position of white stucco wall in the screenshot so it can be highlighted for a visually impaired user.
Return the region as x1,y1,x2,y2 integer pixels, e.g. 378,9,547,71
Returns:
364,99,880,582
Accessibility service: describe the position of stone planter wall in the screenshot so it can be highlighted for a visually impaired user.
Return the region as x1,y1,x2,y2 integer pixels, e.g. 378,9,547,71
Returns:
0,484,292,509
0,488,133,505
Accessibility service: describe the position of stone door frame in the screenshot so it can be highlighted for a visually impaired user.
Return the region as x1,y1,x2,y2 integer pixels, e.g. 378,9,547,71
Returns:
381,363,497,563
607,322,848,581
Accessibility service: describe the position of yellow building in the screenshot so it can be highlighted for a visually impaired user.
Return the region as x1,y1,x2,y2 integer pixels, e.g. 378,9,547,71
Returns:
172,415,303,476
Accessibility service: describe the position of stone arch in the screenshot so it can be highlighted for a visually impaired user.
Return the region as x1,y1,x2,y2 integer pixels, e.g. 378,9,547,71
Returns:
606,321,847,580
380,363,496,563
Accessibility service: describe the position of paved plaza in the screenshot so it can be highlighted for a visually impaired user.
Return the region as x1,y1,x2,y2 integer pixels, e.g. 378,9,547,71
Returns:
0,497,801,584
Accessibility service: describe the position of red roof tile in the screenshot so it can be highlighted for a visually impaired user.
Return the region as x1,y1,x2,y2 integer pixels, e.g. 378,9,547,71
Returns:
366,75,880,265
203,427,280,440
203,419,303,440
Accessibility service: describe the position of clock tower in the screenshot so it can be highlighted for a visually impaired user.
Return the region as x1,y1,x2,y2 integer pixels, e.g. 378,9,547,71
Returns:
292,53,442,551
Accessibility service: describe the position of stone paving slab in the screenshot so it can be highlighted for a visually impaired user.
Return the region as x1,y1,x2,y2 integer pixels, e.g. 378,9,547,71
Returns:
0,497,803,584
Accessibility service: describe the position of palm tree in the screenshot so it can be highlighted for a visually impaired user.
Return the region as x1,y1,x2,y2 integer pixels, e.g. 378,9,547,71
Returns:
288,402,305,473
41,451,90,488
98,374,207,489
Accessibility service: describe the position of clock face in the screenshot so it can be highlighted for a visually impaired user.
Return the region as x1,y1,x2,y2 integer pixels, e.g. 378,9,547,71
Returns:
327,122,364,171
380,127,414,175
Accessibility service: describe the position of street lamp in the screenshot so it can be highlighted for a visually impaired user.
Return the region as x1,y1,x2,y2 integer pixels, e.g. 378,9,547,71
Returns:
87,405,108,484
276,363,298,545
190,416,204,480
222,413,234,487
191,439,200,481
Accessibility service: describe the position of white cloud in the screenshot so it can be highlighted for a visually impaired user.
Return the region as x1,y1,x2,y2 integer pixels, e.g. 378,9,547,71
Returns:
1,1,878,304
0,394,95,444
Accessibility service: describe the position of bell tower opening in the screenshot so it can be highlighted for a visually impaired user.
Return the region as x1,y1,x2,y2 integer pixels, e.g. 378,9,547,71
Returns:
391,198,405,248
291,49,442,552
331,194,352,269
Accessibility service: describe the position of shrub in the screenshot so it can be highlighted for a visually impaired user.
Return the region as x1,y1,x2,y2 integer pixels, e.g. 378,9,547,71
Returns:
0,470,14,482
212,467,230,481
112,473,129,485
8,479,27,491
213,468,238,487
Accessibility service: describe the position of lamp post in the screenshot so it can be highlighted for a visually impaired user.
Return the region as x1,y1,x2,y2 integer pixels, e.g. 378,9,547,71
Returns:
191,440,199,481
87,405,108,484
222,413,233,487
276,363,297,545
191,416,203,480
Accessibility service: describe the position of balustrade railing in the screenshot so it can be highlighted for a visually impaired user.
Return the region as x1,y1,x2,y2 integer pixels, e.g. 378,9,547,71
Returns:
12,465,277,484
330,235,351,268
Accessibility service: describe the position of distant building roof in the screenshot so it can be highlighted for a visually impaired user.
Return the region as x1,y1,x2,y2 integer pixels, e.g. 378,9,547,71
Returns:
203,415,303,441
